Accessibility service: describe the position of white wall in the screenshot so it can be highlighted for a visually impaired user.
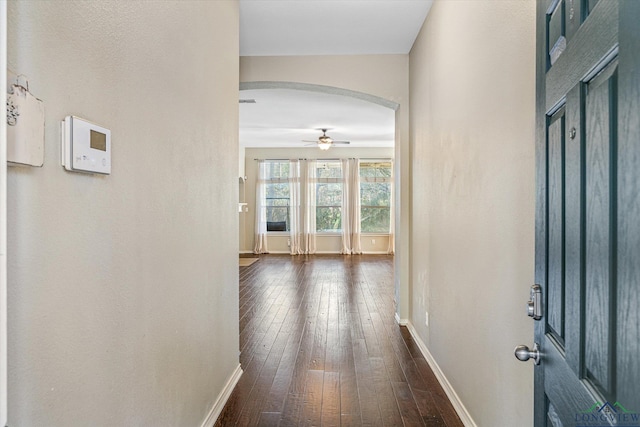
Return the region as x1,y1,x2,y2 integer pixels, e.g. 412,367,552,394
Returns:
7,2,239,425
241,55,411,318
409,1,535,426
239,145,247,250
242,147,394,254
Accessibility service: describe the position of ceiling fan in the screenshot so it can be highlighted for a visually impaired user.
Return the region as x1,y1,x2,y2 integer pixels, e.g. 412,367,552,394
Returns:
303,129,351,150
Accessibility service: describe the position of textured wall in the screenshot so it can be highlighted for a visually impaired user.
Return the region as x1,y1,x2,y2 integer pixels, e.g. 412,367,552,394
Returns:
7,1,239,425
409,1,536,425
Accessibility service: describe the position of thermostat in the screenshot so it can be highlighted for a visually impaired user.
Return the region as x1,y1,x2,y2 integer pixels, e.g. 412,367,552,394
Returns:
61,116,111,174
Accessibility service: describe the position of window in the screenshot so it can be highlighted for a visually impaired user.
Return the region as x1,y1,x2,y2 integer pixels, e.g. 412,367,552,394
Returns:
264,161,290,232
360,161,392,233
258,159,392,236
316,161,342,232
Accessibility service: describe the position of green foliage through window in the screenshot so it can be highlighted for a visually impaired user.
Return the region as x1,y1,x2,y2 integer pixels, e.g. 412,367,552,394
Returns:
360,162,392,233
260,159,392,234
316,162,342,232
265,161,290,231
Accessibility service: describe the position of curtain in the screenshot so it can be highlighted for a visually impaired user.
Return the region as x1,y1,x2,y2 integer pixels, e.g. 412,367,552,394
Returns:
387,160,395,255
340,158,362,254
290,159,316,255
253,160,269,254
289,160,302,254
348,158,362,254
340,159,351,254
303,160,317,254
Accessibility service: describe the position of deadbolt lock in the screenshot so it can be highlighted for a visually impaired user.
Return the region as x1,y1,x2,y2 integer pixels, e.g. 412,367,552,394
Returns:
527,284,542,320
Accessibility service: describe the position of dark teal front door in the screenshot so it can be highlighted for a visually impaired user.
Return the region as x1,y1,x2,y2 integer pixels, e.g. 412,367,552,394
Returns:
534,0,640,426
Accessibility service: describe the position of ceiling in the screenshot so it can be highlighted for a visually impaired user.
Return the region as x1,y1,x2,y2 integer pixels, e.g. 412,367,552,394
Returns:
239,0,433,149
239,0,434,56
240,88,395,148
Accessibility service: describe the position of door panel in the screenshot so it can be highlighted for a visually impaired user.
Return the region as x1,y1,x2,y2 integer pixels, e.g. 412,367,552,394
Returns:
541,69,618,420
586,0,601,16
583,61,617,399
565,0,583,42
547,108,565,344
534,0,640,426
547,0,566,66
564,84,581,376
544,341,593,424
544,0,617,111
616,0,640,408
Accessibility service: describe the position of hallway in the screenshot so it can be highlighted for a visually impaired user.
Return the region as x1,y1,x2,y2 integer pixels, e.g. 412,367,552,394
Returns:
216,255,463,426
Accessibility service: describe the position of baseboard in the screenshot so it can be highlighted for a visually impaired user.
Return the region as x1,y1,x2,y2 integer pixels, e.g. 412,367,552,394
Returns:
395,312,409,326
200,364,243,427
285,251,393,255
245,250,393,256
405,323,477,427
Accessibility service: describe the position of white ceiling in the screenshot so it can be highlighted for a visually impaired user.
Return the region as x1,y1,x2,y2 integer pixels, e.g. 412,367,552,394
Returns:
239,0,434,56
239,0,433,149
239,89,395,148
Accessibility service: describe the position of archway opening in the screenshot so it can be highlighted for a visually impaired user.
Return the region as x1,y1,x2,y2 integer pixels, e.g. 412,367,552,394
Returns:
238,81,404,322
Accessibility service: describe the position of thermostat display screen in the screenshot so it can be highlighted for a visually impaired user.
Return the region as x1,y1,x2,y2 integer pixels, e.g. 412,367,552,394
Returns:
90,130,107,152
61,116,111,174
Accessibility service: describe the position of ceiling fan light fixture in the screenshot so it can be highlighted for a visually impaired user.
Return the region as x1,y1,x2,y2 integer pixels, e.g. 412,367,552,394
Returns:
318,141,332,150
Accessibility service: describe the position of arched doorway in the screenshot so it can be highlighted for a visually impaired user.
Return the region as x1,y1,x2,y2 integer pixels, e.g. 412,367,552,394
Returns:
239,81,407,324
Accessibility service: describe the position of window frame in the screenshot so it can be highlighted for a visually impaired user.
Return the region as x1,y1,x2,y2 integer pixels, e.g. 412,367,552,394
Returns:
315,161,343,233
263,160,291,233
359,161,392,234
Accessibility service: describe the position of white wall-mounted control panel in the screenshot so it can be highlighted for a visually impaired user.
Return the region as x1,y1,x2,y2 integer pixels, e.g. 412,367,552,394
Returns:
61,116,111,174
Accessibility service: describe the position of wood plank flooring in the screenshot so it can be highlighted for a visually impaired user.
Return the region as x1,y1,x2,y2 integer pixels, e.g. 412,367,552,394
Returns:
216,255,463,427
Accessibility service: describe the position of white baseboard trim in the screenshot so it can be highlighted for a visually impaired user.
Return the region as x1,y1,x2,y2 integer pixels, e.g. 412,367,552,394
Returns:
239,250,253,254
257,251,394,255
405,323,477,427
395,312,409,326
200,364,243,427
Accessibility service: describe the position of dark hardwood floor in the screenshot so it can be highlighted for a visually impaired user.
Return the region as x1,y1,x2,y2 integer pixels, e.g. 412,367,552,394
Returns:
216,255,463,427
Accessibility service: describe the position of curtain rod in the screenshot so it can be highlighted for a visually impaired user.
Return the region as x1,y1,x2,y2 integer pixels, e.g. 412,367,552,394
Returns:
253,158,393,161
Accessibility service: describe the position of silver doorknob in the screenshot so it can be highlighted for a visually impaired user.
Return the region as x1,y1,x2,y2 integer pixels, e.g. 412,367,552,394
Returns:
514,343,541,365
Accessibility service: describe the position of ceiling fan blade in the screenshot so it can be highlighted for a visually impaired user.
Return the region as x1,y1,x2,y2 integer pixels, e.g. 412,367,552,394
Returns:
302,140,318,143
332,141,351,144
